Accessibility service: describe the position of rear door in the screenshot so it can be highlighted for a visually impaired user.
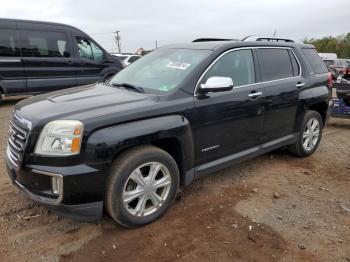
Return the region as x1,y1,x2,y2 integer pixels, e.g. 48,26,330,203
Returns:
0,27,26,94
256,48,304,143
20,29,77,93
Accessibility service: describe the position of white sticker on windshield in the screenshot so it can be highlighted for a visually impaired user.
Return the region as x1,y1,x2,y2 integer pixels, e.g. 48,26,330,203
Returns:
166,61,191,70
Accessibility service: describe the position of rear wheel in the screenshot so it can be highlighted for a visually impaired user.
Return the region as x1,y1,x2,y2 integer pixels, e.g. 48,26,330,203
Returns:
287,110,323,157
106,145,179,228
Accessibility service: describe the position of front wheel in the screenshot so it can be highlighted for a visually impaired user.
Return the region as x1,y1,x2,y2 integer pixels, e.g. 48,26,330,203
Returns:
287,110,323,157
106,145,179,228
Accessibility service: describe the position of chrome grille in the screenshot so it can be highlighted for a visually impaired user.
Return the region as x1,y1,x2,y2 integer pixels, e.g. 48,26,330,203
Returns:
6,113,31,167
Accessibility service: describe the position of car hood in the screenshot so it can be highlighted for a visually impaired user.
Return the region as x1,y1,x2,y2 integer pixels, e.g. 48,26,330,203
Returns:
15,83,159,132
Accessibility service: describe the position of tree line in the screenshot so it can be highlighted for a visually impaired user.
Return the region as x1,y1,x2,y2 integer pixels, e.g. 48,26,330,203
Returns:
304,33,350,58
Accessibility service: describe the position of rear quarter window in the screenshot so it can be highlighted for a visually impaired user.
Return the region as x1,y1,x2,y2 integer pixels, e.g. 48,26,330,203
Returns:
302,48,328,74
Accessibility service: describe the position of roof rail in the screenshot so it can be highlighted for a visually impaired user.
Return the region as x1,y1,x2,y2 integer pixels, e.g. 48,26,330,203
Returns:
192,38,237,42
242,35,295,43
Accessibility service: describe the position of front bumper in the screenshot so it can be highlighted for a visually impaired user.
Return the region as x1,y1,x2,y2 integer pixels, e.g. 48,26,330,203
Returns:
5,154,109,222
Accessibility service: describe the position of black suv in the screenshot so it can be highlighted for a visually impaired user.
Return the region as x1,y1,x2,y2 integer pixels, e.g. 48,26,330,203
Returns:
0,18,123,103
5,40,330,227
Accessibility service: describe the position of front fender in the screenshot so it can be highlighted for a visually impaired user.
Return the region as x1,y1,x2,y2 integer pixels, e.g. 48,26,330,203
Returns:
84,115,194,172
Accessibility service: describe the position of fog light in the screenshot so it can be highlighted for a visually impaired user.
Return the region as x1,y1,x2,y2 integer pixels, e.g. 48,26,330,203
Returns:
52,177,61,195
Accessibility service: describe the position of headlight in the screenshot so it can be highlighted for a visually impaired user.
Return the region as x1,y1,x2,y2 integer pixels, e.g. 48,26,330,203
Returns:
35,120,84,156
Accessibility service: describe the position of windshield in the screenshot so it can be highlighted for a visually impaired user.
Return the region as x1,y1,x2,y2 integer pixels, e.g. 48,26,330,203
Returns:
110,48,211,93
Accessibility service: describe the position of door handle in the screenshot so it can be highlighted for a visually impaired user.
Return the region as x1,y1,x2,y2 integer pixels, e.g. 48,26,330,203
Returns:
248,92,263,99
296,82,305,88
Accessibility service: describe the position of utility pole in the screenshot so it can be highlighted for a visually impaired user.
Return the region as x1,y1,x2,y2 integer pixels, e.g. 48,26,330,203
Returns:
155,40,158,49
114,30,121,53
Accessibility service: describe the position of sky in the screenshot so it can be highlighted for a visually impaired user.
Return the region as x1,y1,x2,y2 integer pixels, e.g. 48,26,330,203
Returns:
0,0,349,53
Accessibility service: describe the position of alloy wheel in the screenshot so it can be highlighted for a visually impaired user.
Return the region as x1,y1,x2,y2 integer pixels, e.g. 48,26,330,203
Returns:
302,117,320,151
122,162,172,217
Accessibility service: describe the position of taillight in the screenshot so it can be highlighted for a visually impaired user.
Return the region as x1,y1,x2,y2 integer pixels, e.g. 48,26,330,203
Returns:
327,72,333,89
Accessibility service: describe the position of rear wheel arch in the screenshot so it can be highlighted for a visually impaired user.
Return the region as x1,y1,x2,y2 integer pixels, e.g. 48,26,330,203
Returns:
308,102,328,127
288,110,323,157
294,100,328,132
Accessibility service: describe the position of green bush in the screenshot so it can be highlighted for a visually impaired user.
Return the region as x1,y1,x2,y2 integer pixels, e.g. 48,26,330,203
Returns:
304,33,350,58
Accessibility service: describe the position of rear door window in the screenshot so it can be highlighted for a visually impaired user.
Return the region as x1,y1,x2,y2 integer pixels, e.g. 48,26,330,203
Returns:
288,50,300,76
302,48,328,74
258,48,295,81
0,29,20,57
21,30,70,57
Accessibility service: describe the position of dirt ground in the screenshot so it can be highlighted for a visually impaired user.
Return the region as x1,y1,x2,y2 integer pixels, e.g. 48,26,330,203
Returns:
0,98,349,262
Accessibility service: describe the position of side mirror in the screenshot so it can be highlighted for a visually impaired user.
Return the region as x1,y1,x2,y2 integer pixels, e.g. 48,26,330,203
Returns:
199,77,233,94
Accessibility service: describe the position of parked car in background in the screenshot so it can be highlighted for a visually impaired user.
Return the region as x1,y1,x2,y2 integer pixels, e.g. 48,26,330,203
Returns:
6,39,330,227
0,18,123,104
323,59,350,79
111,53,141,66
318,53,337,60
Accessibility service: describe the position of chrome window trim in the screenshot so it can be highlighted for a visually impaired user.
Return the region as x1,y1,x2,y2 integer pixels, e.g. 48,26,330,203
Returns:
194,46,302,96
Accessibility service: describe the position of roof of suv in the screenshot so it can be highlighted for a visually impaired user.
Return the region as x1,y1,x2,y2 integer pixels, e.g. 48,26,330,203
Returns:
162,40,314,51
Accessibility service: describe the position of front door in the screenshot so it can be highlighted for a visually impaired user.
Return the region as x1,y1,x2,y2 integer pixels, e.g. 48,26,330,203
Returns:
74,37,106,85
193,49,265,166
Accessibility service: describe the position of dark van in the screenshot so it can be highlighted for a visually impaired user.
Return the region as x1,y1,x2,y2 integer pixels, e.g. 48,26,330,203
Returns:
0,18,123,103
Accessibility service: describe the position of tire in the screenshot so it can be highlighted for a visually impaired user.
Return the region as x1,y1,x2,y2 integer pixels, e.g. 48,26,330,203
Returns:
287,110,323,157
106,145,179,228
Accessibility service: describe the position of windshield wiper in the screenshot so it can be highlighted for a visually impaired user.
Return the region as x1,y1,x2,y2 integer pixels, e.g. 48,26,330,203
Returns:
111,82,144,93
